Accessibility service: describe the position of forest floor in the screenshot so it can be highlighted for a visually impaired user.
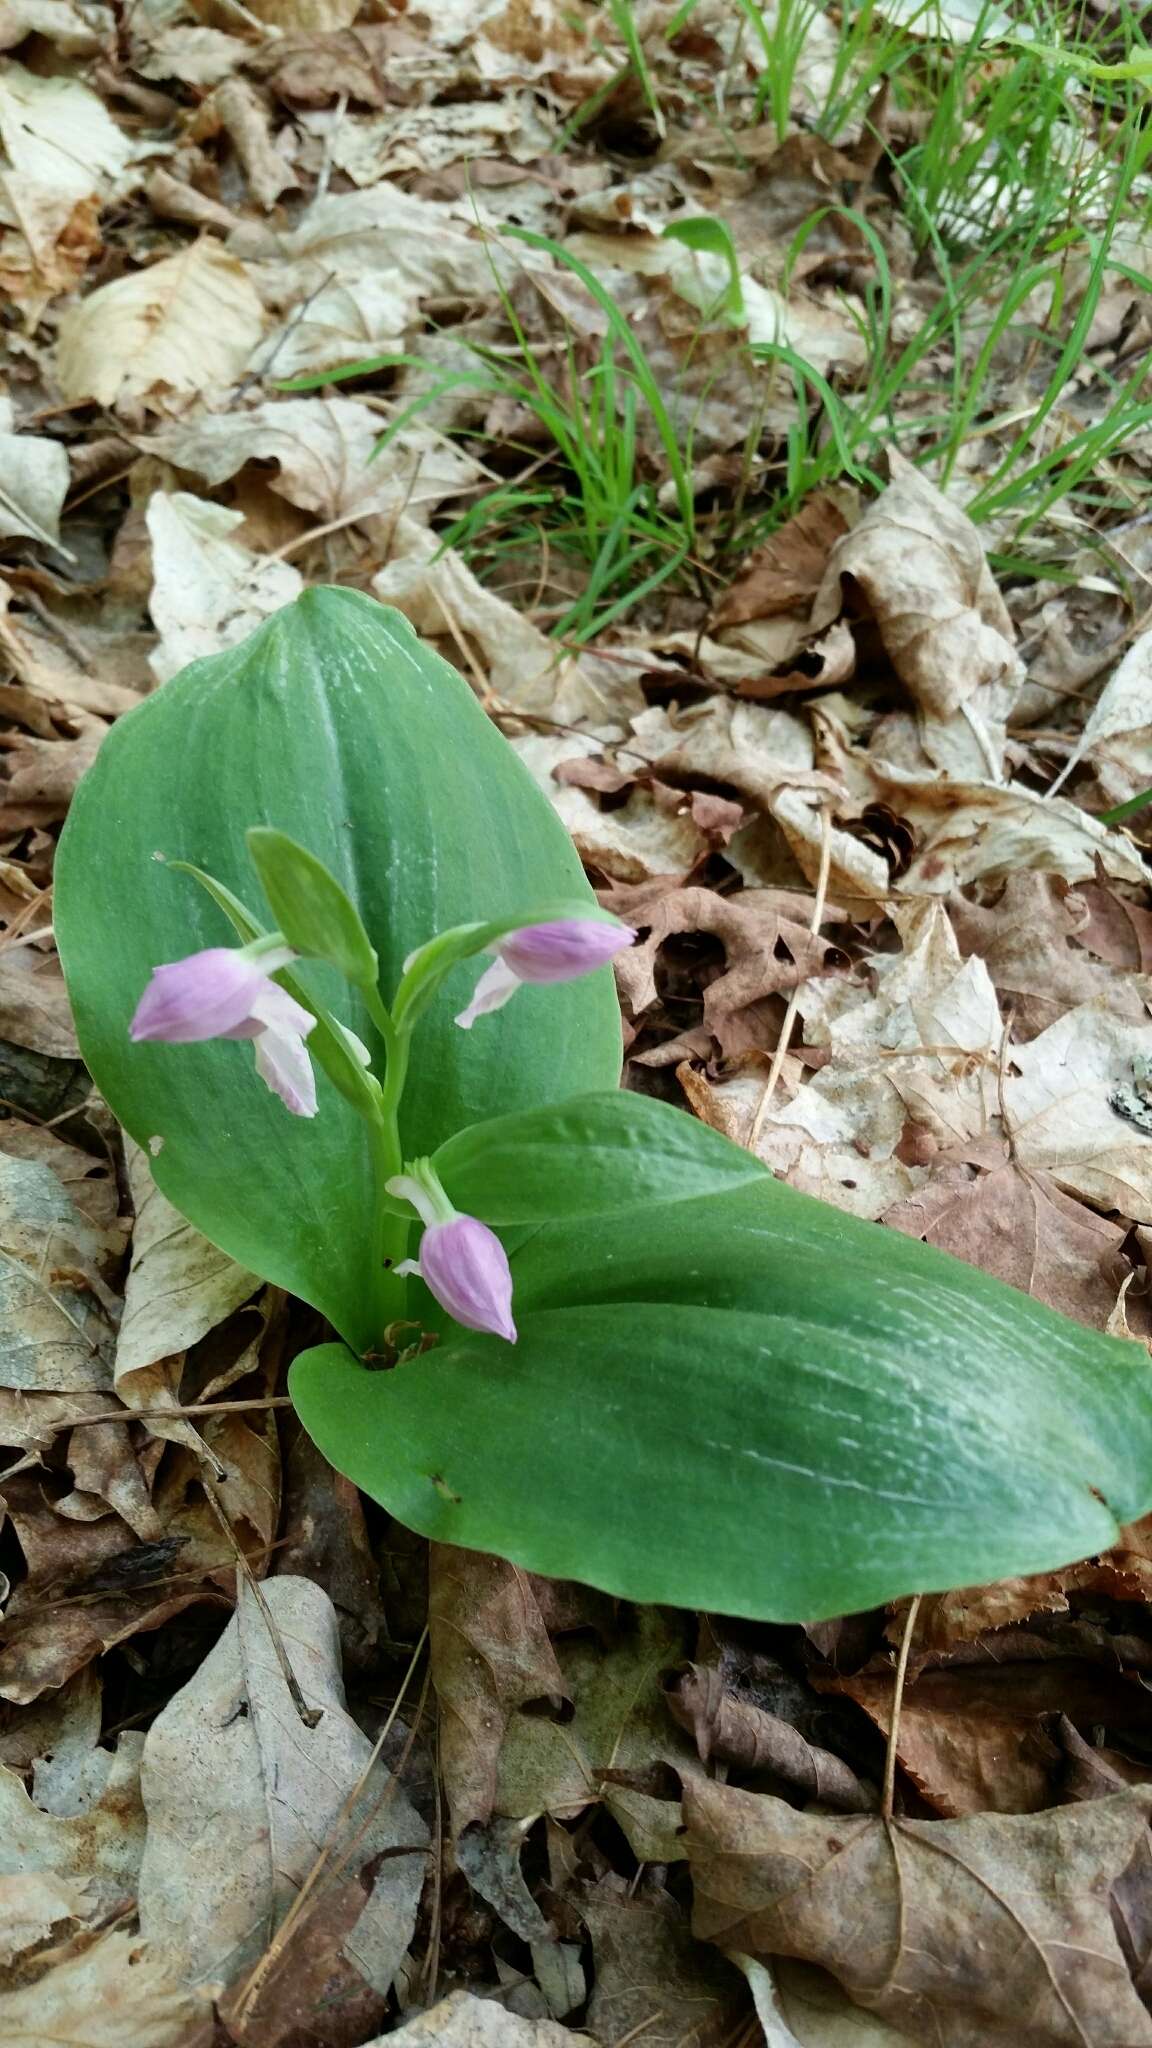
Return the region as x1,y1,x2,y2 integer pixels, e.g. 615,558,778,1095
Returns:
5,0,1152,2040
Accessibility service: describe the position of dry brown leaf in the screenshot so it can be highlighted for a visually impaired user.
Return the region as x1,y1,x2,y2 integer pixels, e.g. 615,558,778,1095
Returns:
665,1664,875,1812
1049,625,1152,802
714,491,853,629
830,1674,1058,1817
0,944,79,1058
583,1878,752,2048
0,717,107,833
809,450,1020,720
602,880,848,1056
948,871,1129,1038
885,1162,1129,1328
685,1775,1152,2046
138,1575,427,1991
204,77,296,210
0,1930,213,2046
430,1545,567,1839
56,239,265,412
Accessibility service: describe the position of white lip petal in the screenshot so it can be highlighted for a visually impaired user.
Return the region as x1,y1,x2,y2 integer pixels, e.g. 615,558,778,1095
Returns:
248,979,317,1041
253,1024,318,1116
454,955,522,1030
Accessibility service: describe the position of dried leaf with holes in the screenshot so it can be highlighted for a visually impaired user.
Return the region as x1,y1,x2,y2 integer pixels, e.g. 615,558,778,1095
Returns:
1003,992,1152,1221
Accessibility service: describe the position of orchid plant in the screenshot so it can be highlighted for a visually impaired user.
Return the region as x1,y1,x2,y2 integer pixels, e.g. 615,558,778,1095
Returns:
55,587,1152,1622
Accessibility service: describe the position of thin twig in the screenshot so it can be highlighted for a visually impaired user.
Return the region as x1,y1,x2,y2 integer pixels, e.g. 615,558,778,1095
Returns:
882,1593,921,1821
748,805,834,1153
60,1396,296,1429
203,1482,321,1729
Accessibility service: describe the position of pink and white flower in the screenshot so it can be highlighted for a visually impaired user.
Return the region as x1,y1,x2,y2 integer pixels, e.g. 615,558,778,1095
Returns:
456,918,635,1030
130,945,318,1117
388,1170,516,1342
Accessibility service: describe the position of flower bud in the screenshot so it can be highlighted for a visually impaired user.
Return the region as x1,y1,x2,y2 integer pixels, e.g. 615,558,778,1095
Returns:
396,1213,517,1343
130,947,273,1044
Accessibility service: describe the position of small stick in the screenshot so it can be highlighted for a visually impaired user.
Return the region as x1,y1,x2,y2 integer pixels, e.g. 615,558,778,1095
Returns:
203,1482,321,1729
57,1397,295,1429
748,804,834,1153
882,1593,921,1821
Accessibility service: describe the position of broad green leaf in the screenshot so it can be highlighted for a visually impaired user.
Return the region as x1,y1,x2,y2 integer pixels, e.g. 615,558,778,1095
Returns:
55,589,622,1352
290,1177,1152,1620
246,826,378,987
431,1092,768,1222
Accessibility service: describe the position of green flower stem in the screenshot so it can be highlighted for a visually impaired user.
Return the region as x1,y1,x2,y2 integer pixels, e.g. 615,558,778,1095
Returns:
362,980,414,1341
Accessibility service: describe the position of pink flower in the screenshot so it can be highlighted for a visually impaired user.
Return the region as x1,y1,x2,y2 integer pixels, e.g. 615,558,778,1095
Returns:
130,946,318,1117
456,918,635,1030
389,1170,516,1342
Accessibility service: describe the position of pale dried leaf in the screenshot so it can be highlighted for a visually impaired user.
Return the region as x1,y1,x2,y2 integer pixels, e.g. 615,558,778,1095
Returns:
57,240,265,411
0,1931,213,2046
0,423,69,548
0,1734,146,1917
145,491,302,683
140,400,477,523
138,1575,426,1990
0,1153,119,1392
1005,992,1152,1220
384,1990,573,2044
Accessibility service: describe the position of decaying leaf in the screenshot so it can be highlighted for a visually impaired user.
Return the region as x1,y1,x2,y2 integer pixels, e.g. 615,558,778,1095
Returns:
0,1151,120,1392
666,1663,875,1811
430,1545,567,1838
685,1775,1152,2045
0,404,69,549
56,240,265,412
496,1609,698,1822
1004,992,1152,1220
0,1733,146,1920
583,1878,753,2048
383,1989,573,2044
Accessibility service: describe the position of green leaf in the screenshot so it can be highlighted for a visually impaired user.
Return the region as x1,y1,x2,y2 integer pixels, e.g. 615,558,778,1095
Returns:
431,1091,768,1222
55,590,622,1352
289,1177,1152,1620
246,826,378,988
661,215,745,321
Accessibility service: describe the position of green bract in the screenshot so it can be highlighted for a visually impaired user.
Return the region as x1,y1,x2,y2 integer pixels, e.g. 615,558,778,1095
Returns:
54,588,1152,1620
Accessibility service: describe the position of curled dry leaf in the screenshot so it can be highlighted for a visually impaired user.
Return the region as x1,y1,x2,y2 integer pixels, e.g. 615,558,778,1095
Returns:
430,1545,567,1839
0,63,130,311
808,449,1021,720
665,1663,876,1812
713,490,853,630
685,1775,1152,2046
56,239,265,412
